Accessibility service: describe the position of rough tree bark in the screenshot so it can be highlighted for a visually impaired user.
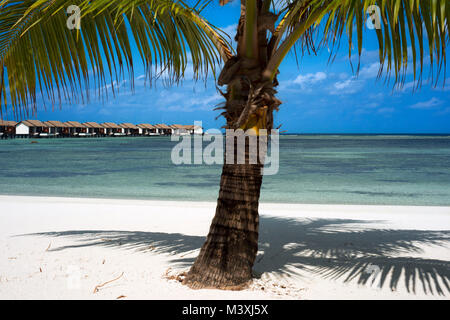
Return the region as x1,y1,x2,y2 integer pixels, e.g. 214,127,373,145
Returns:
183,0,280,290
183,149,265,289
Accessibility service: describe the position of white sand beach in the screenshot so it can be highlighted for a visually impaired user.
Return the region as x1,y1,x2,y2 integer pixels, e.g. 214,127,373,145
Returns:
0,195,449,300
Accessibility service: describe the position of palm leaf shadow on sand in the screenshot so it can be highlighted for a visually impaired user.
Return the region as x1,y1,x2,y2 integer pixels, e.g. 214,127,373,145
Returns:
22,216,450,296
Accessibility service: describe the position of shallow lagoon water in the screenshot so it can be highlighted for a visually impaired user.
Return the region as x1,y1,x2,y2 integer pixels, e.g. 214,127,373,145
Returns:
0,135,449,205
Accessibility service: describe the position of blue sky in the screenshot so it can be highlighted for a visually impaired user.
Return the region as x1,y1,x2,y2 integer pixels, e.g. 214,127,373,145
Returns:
4,2,450,133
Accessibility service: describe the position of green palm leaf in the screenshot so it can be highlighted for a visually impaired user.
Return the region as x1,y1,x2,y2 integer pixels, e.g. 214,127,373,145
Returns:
0,0,233,117
264,0,449,86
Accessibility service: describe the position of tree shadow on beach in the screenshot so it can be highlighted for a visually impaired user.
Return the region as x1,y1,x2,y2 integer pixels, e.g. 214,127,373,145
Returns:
254,217,450,296
21,216,450,296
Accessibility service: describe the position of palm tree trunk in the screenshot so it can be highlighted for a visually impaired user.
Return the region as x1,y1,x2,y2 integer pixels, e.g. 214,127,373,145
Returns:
183,70,279,289
183,142,265,289
183,1,280,290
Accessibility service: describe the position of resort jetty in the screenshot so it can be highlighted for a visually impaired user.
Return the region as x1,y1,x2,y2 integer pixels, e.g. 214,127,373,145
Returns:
0,120,203,139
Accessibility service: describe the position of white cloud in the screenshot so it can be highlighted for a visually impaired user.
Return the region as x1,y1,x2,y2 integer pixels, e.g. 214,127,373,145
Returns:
293,72,327,88
294,72,327,85
333,79,353,90
188,92,222,111
409,97,442,109
400,80,418,92
359,62,380,79
330,78,365,95
328,62,385,95
431,78,450,92
278,71,328,92
159,91,222,112
100,79,127,92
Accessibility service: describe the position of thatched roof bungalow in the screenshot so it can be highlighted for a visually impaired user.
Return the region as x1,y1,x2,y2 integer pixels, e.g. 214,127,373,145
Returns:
137,123,156,135
0,120,17,136
154,124,172,135
43,121,69,136
101,122,124,136
170,124,189,136
64,121,87,136
183,124,203,135
83,122,105,135
15,120,48,136
119,123,140,135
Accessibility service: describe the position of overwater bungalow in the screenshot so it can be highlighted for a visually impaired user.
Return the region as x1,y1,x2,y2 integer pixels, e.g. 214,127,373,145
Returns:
101,122,124,136
137,123,158,135
42,121,56,137
83,122,105,136
100,123,113,136
170,124,189,136
0,120,17,138
6,119,201,138
154,124,172,135
64,121,88,136
119,123,140,136
184,124,203,135
15,120,48,137
44,121,70,137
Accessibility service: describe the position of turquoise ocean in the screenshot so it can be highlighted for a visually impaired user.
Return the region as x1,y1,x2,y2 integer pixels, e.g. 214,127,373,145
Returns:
0,135,449,205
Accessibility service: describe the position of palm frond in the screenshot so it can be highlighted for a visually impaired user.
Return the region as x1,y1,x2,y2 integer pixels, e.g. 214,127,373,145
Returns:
0,0,232,118
265,0,449,87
